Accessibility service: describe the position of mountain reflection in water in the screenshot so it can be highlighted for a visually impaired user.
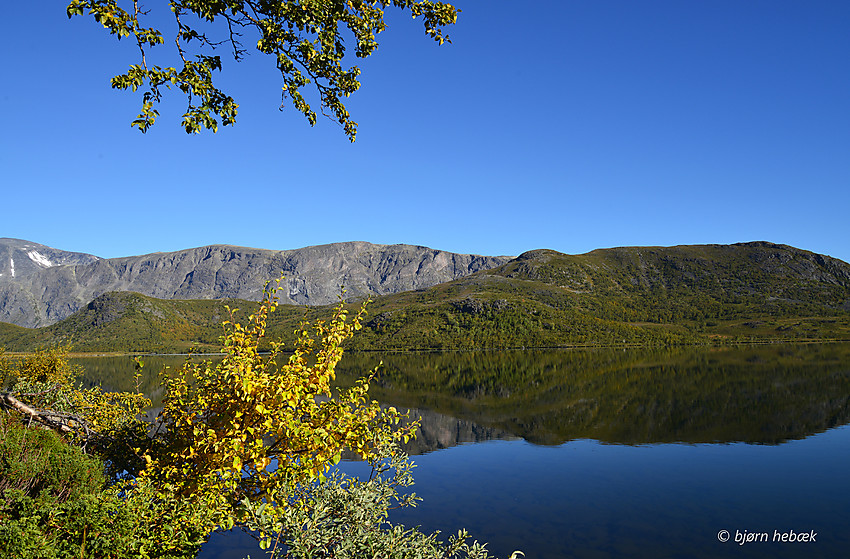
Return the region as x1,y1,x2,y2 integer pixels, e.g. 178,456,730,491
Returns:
73,344,850,559
75,343,850,450
335,343,850,448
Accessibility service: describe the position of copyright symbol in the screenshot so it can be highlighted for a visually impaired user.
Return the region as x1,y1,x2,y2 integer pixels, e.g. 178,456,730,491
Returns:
718,530,730,542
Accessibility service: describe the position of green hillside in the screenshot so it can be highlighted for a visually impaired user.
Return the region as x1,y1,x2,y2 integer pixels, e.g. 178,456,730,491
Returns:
0,292,305,353
351,242,850,349
2,242,849,353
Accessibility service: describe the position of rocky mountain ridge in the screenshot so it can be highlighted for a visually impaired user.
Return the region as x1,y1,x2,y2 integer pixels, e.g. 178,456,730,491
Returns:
0,239,512,328
2,241,850,352
0,238,100,279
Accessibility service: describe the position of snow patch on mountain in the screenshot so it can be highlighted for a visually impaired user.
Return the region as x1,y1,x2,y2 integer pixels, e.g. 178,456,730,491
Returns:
27,251,54,268
27,250,56,268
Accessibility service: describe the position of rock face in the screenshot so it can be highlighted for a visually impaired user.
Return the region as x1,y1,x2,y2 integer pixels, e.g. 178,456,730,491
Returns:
0,239,512,328
0,238,100,279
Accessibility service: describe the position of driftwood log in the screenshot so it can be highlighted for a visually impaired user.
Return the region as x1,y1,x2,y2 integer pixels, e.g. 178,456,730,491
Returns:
1,392,95,444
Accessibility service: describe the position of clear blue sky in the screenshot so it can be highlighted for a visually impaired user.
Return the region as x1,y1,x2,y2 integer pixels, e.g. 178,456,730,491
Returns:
2,1,848,262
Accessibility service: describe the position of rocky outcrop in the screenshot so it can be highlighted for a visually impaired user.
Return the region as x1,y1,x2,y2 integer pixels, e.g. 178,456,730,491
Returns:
0,238,100,279
0,239,512,328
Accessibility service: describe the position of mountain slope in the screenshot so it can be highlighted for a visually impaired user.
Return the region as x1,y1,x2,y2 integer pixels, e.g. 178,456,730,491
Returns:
2,242,849,353
0,238,100,279
0,291,322,353
350,242,850,349
0,239,102,327
0,240,511,328
495,242,850,319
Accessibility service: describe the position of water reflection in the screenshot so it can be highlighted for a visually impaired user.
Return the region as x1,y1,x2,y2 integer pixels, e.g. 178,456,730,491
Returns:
72,345,850,559
332,344,850,448
74,343,850,450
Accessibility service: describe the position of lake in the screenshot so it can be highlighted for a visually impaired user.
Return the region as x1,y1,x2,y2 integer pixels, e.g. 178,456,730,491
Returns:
74,343,850,559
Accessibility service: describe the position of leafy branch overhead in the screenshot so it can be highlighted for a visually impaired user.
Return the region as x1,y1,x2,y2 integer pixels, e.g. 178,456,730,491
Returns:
66,0,459,140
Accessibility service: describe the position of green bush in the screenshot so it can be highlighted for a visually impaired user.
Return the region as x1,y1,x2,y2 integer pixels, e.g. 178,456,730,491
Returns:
0,414,138,559
244,442,497,559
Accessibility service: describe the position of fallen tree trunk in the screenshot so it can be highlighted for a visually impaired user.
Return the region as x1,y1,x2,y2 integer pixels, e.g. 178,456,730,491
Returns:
1,392,94,443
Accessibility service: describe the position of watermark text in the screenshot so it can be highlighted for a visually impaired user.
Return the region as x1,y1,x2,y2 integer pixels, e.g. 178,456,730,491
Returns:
717,529,817,546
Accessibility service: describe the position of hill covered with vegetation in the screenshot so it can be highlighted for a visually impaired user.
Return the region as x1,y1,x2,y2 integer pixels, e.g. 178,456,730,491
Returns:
352,242,850,349
1,242,849,353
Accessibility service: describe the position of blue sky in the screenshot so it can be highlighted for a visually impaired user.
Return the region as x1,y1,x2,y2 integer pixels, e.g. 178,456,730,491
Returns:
2,1,848,262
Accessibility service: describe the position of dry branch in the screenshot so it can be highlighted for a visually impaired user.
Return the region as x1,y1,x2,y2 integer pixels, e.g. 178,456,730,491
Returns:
1,392,94,442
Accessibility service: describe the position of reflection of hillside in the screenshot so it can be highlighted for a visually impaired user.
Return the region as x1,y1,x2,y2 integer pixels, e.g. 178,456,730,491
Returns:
71,354,218,408
74,354,519,455
338,344,850,446
400,407,519,455
74,344,850,449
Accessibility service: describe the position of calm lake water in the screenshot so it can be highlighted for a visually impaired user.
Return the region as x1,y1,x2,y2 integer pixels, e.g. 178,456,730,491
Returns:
74,343,850,559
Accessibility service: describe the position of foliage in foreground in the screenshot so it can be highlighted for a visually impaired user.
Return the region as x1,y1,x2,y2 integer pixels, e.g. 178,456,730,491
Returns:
129,283,416,554
0,413,139,559
0,284,508,558
66,0,458,139
246,442,497,559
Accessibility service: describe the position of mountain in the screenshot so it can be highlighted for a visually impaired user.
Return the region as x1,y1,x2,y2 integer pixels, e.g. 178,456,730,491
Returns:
0,238,101,279
2,241,849,353
0,291,279,353
0,239,102,327
0,240,512,328
349,241,850,349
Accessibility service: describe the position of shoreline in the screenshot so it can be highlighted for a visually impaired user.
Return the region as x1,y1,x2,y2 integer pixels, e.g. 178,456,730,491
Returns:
4,336,847,358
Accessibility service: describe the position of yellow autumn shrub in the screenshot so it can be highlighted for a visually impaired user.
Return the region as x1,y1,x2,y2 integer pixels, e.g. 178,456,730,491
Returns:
128,279,416,551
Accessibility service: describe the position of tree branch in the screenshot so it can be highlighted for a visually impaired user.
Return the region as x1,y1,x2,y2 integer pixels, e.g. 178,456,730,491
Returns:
1,392,94,443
